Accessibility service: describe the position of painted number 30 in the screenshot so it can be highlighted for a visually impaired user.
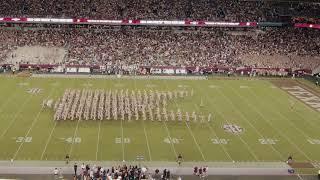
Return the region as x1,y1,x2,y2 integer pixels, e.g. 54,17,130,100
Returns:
115,138,131,144
16,137,32,143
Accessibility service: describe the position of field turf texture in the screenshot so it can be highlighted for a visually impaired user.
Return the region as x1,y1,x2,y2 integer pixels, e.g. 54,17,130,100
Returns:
0,75,319,164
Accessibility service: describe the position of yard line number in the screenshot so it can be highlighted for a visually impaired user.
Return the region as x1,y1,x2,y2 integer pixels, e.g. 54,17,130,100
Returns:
27,88,42,94
258,138,279,145
60,137,81,144
14,137,32,143
163,137,183,144
307,139,320,145
115,138,131,144
211,138,230,144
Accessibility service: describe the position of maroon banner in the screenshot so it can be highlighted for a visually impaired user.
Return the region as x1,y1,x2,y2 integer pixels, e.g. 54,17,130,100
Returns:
295,23,320,29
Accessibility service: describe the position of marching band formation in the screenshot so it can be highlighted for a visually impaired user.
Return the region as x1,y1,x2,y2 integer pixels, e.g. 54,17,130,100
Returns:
53,88,212,123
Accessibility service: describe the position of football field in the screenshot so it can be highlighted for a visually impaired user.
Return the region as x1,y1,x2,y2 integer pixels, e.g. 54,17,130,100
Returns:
0,75,319,165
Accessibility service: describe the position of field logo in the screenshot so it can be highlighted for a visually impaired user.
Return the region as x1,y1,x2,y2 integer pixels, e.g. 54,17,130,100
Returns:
223,124,244,134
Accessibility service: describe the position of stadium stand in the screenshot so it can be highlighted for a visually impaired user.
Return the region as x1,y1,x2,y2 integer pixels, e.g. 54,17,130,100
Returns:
0,0,320,179
0,0,320,21
0,27,319,72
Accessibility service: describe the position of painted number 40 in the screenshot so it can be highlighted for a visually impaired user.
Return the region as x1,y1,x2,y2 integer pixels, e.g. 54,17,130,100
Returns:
66,137,81,144
259,139,278,144
211,138,229,144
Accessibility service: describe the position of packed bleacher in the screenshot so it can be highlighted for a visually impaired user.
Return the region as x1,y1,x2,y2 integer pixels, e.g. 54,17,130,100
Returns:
0,0,320,74
1,0,320,21
0,27,319,71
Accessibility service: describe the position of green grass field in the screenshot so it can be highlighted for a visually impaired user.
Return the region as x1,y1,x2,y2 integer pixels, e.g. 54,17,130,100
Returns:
0,75,319,164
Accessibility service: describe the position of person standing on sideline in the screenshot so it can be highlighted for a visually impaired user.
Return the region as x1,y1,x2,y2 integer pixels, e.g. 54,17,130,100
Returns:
59,168,63,179
53,168,59,179
177,154,183,166
65,154,70,164
74,163,78,176
81,163,85,174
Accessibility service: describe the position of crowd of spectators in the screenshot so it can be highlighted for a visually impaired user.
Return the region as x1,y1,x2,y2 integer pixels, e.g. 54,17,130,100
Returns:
0,26,319,71
65,163,172,180
79,164,148,180
193,166,208,178
1,0,320,22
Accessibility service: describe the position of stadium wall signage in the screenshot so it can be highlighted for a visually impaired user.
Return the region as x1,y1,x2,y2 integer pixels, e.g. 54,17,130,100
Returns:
0,17,256,27
282,86,320,112
0,17,318,29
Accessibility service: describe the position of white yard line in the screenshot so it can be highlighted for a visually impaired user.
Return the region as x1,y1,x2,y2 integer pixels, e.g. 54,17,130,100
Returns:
144,78,178,159
161,117,178,158
0,86,20,115
133,77,153,161
0,94,34,139
68,78,85,158
259,91,315,140
116,78,125,162
246,87,314,161
297,174,304,180
288,98,320,125
95,76,108,161
216,85,284,160
294,80,320,119
184,121,206,161
198,84,260,161
40,122,57,160
227,83,313,161
95,119,102,161
163,80,206,161
68,118,81,156
142,122,152,161
12,87,56,160
40,79,75,160
0,78,33,137
193,102,233,161
268,87,320,134
120,108,125,161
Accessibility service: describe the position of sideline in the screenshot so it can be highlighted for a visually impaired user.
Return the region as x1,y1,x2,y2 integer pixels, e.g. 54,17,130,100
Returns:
32,74,207,80
0,161,291,175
